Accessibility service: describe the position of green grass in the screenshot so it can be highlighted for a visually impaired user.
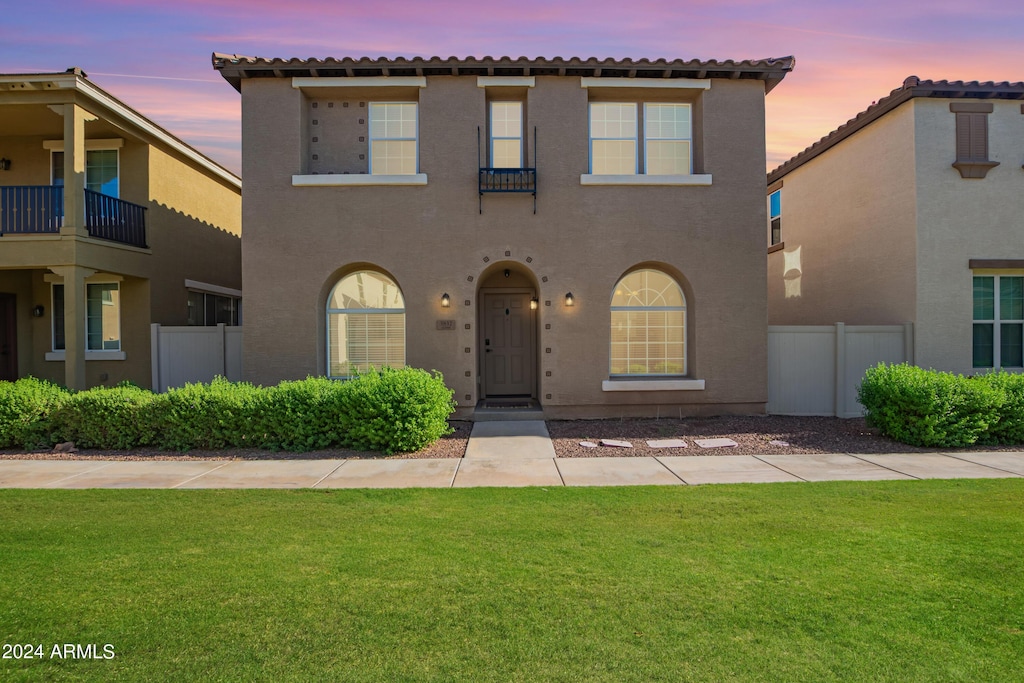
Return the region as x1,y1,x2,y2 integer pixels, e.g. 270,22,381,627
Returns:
1,481,1022,682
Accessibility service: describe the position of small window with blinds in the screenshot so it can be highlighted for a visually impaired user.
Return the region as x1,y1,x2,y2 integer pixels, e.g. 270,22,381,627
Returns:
950,102,999,179
327,271,406,378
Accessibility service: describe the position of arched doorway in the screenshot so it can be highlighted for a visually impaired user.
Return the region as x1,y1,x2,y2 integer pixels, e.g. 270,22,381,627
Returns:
477,262,539,402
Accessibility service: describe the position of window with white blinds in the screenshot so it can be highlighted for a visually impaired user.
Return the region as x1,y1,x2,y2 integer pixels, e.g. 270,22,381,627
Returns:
610,269,686,376
327,271,406,378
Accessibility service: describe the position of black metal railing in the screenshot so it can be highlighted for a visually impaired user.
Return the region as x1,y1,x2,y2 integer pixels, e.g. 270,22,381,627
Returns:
0,185,63,234
84,189,147,248
479,168,537,193
0,185,146,248
478,126,538,214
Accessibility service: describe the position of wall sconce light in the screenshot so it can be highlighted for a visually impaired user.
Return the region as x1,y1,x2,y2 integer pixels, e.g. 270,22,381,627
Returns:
0,158,10,171
530,297,538,310
32,305,45,317
504,269,510,278
565,292,575,306
441,293,451,308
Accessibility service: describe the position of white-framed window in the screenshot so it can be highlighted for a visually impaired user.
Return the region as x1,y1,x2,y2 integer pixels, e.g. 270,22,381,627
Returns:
644,103,691,175
589,103,638,174
369,103,417,175
51,149,120,197
769,190,782,245
51,282,121,352
490,101,523,168
610,269,686,376
974,275,1023,368
589,102,692,175
327,271,406,378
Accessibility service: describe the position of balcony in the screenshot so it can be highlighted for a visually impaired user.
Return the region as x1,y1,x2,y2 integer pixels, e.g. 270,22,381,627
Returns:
0,185,147,248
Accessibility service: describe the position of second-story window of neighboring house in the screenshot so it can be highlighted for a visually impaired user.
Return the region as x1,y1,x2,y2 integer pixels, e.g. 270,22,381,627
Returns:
490,102,523,168
187,291,241,326
974,275,1023,369
369,103,417,174
769,190,782,245
51,150,119,197
589,102,692,175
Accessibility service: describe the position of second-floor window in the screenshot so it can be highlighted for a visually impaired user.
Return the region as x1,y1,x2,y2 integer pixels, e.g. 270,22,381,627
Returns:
769,190,781,245
51,149,119,197
490,102,523,168
589,102,692,175
369,103,417,175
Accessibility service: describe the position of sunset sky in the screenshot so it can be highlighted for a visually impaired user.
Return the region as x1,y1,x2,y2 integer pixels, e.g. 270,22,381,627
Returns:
3,0,1021,176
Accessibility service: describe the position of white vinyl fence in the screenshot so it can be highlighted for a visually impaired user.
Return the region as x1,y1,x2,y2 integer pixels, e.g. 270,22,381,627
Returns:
150,324,242,392
768,323,913,417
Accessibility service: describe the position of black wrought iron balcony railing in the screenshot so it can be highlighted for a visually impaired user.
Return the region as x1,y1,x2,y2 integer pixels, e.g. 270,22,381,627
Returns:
0,185,147,248
479,168,537,193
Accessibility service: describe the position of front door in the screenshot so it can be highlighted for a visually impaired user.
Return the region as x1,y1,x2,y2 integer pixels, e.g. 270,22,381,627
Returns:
483,292,534,396
0,293,16,381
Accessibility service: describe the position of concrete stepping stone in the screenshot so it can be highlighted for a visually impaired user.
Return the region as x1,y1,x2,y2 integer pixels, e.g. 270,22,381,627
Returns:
694,438,738,449
646,439,687,449
600,439,633,448
579,441,599,448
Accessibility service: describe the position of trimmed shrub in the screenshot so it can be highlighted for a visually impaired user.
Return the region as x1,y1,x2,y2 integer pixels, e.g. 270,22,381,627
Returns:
51,384,161,450
974,371,1024,445
157,377,266,450
858,363,1003,448
260,377,348,451
0,377,69,449
337,367,456,454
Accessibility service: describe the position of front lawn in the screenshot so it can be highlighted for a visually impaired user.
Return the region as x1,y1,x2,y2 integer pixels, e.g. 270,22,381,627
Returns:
1,481,1022,681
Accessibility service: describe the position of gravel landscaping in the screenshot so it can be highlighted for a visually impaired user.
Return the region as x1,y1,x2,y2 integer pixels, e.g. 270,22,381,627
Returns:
2,415,1021,462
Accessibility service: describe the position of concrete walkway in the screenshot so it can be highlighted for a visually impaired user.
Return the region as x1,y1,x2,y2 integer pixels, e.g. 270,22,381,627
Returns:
1,420,1023,489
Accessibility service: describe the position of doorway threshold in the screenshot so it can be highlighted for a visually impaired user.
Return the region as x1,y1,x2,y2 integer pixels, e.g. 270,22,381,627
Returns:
473,398,545,421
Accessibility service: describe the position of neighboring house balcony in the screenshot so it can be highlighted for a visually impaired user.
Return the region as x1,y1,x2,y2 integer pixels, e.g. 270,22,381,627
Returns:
0,185,147,248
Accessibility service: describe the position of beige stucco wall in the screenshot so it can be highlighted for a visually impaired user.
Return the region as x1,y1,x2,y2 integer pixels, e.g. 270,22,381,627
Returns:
241,75,771,416
913,99,1024,374
767,101,918,327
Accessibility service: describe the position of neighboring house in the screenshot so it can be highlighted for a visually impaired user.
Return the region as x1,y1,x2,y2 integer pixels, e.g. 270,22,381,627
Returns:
214,54,793,418
0,68,242,390
767,77,1024,376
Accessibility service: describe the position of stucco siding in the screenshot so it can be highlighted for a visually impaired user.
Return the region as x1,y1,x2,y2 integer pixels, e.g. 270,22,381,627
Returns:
241,75,771,415
913,98,1024,373
767,101,918,327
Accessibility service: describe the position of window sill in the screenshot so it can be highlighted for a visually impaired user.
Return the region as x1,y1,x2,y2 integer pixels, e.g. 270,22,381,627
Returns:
602,379,705,392
46,351,127,362
952,160,999,179
293,174,427,187
581,174,712,186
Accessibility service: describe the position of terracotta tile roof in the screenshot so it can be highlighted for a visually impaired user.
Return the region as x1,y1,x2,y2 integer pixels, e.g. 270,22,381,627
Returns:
212,53,794,94
768,76,1024,183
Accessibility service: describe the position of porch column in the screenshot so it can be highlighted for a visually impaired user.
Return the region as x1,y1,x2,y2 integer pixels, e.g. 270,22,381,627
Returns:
60,103,88,238
50,265,94,390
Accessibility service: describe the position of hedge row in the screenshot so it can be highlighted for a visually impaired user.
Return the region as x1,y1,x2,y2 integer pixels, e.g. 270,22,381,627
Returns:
0,368,455,455
857,363,1024,448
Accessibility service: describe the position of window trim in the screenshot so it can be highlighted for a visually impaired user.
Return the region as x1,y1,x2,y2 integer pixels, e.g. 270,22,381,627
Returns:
609,269,689,379
368,101,419,176
973,273,1024,369
326,271,406,379
45,280,126,361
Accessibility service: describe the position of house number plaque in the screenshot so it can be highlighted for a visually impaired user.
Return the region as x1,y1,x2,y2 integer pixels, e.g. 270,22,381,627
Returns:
436,320,455,330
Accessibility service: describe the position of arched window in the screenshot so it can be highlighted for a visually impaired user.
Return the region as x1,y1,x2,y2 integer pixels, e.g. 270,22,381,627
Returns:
610,269,686,376
327,271,405,378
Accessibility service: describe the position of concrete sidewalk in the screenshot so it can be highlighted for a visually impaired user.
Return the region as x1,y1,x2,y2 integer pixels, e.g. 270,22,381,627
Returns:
1,451,1022,489
2,420,1023,489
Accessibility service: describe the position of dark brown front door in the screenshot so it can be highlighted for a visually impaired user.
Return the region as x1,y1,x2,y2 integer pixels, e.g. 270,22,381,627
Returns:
483,292,534,396
0,293,16,381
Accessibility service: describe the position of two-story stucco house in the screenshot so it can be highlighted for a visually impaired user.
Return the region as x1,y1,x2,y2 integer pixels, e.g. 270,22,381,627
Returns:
0,68,242,390
214,54,793,418
767,77,1024,376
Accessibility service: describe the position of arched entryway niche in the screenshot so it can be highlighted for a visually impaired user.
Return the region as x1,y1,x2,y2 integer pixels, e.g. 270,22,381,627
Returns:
476,261,540,403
